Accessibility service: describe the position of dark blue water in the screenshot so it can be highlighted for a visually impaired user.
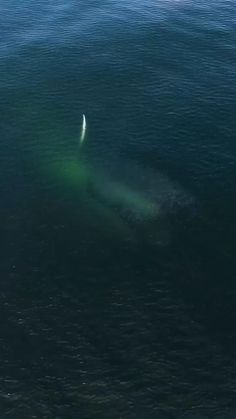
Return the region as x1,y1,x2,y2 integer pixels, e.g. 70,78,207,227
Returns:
1,1,236,417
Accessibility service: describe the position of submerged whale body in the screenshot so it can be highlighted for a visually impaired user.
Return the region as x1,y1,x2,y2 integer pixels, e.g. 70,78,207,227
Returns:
41,116,193,244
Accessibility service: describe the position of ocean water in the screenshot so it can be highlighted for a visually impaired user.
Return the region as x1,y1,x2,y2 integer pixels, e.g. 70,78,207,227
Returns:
1,0,236,417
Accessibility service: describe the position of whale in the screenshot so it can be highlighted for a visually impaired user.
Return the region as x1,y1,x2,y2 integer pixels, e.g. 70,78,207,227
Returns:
39,115,193,244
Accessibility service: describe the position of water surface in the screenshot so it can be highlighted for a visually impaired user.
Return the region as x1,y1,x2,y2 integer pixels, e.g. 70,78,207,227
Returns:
1,0,236,417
